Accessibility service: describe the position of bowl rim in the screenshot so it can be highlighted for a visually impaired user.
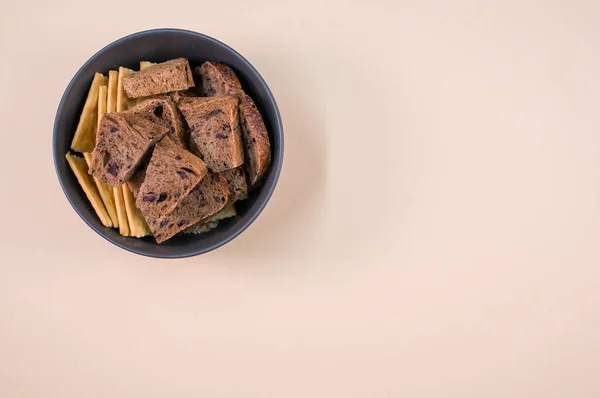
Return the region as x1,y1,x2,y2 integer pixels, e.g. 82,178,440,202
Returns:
53,28,284,259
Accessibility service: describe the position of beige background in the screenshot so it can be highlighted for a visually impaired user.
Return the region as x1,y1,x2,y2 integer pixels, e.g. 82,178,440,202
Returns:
1,0,600,397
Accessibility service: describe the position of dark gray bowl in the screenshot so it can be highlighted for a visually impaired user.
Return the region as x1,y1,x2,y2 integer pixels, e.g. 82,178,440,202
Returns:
53,29,283,258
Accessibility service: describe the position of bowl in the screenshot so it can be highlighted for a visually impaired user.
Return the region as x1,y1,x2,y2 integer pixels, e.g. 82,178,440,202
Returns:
53,29,284,258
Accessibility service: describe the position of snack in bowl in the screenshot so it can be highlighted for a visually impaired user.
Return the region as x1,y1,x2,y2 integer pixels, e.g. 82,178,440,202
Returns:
122,58,194,98
65,57,272,244
195,62,271,189
178,96,244,172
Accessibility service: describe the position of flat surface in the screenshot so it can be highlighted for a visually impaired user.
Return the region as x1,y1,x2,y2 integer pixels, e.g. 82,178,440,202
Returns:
1,1,599,397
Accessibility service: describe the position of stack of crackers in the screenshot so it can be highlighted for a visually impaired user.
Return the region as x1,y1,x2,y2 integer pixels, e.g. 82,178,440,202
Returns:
67,65,157,237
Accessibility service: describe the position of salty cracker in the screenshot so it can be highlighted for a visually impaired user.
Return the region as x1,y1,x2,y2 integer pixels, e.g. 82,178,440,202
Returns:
123,184,150,238
117,66,150,237
184,203,237,234
65,154,112,227
98,84,108,122
106,69,131,236
80,84,120,227
117,67,135,112
113,186,129,236
139,61,155,70
107,70,119,113
83,152,119,228
94,84,120,228
71,73,106,152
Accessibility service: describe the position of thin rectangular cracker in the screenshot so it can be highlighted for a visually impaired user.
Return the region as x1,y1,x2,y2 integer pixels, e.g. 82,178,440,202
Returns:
83,152,119,228
92,84,119,228
184,203,237,234
139,61,155,70
117,67,135,112
71,73,107,152
122,184,151,237
98,84,108,121
117,66,150,237
106,70,131,236
206,203,237,223
113,186,130,236
107,70,119,113
65,153,112,227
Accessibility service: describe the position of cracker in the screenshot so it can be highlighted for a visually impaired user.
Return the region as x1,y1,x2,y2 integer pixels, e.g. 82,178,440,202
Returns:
98,84,108,121
113,186,130,236
100,84,120,228
122,184,151,237
65,154,112,227
79,84,119,227
104,70,130,235
117,66,151,237
83,152,119,228
184,203,237,234
116,67,135,112
107,70,118,113
71,73,107,152
139,61,155,70
205,203,237,222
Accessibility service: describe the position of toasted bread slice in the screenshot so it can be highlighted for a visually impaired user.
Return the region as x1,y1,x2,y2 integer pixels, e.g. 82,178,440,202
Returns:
148,172,229,243
222,167,248,202
127,165,146,199
194,62,244,97
194,63,271,188
163,90,198,105
122,58,194,98
89,113,169,186
128,98,187,147
136,136,208,223
239,95,271,188
178,96,244,172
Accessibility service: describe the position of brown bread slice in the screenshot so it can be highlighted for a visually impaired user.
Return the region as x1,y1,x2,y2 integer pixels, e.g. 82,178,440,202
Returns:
195,62,244,97
122,184,151,238
136,136,208,223
149,172,230,243
127,166,146,198
239,95,271,188
122,58,194,98
194,63,271,188
178,96,244,172
157,90,198,105
128,98,187,147
222,167,248,202
89,113,169,186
